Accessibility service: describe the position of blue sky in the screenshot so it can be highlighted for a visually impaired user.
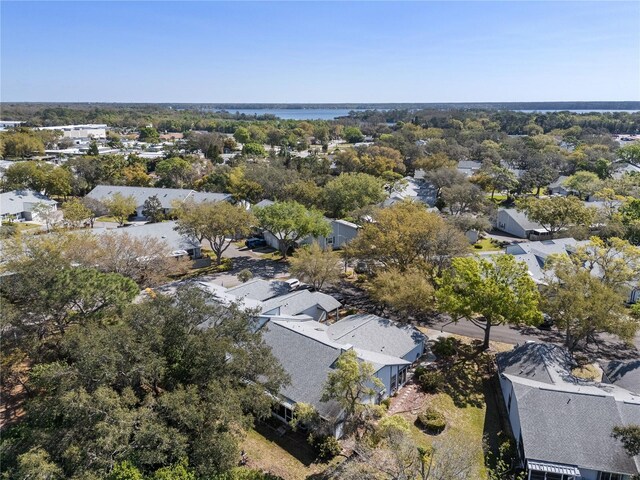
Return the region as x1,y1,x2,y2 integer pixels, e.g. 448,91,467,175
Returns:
2,1,639,102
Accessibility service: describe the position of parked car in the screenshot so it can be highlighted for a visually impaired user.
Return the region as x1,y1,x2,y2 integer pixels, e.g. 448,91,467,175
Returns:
245,238,267,249
285,278,301,290
537,314,554,331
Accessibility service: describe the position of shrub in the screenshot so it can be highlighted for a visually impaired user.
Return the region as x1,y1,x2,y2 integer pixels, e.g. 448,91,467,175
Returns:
431,337,457,358
418,408,446,434
474,244,483,249
417,370,445,394
308,434,341,461
380,398,392,410
237,268,254,283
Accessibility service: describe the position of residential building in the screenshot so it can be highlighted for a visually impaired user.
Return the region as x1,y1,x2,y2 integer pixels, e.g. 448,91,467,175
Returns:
86,185,231,218
260,314,425,437
497,342,640,480
0,190,57,222
383,176,438,208
495,208,552,240
194,279,426,437
457,160,482,177
548,176,571,196
92,220,202,258
262,218,360,252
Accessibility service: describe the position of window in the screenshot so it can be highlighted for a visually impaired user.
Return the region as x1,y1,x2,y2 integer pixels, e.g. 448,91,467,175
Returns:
391,374,397,392
599,473,623,480
273,403,293,423
399,368,407,386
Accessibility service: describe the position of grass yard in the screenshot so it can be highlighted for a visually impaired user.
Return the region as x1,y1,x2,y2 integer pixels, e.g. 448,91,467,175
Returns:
240,426,340,480
472,237,503,252
95,215,121,223
11,222,40,234
400,392,487,478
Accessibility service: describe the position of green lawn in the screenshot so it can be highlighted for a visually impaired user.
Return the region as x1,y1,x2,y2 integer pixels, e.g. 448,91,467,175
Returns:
472,237,502,251
240,427,341,480
95,215,121,223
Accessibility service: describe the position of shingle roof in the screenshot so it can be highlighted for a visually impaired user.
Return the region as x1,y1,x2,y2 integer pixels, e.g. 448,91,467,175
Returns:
92,220,201,254
496,342,577,385
261,290,341,316
603,360,640,395
86,185,230,210
327,314,425,359
0,190,56,216
227,279,291,301
499,342,640,475
514,383,640,475
260,320,343,419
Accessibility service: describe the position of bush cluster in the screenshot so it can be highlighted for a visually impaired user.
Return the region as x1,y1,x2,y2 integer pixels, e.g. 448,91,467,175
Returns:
418,408,446,434
308,434,341,461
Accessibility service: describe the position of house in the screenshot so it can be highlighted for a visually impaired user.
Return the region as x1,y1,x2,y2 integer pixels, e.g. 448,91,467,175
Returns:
548,176,570,196
262,218,360,252
86,185,232,218
0,190,57,222
200,279,342,322
194,279,426,437
505,238,588,285
457,160,482,177
497,342,640,480
260,314,425,437
505,237,638,303
383,176,438,208
92,220,203,258
495,208,552,240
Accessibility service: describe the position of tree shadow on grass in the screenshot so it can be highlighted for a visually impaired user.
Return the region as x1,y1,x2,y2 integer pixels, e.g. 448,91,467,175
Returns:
253,420,319,467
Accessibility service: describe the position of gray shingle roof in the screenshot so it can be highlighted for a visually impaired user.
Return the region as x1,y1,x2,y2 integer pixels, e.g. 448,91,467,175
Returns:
327,314,424,359
260,320,343,419
496,342,576,385
499,208,546,232
261,290,341,316
92,220,200,253
227,279,291,301
603,360,640,395
0,190,56,216
514,382,640,475
86,185,230,210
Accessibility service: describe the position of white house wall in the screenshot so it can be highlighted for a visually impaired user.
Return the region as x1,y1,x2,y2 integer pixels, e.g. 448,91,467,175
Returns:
496,210,528,238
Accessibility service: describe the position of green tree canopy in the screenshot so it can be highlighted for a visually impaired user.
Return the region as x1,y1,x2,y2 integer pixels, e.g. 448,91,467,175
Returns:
289,242,342,291
322,173,387,218
436,255,542,349
104,192,137,226
174,200,255,264
254,201,331,259
516,195,595,238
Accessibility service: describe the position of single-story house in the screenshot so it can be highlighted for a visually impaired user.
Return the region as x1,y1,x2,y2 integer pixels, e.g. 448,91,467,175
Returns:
505,237,638,303
86,185,232,218
260,314,426,437
383,176,438,208
0,190,57,222
198,279,342,322
457,160,482,177
497,342,640,480
505,238,588,285
547,176,571,196
262,218,360,252
92,220,202,258
495,208,552,240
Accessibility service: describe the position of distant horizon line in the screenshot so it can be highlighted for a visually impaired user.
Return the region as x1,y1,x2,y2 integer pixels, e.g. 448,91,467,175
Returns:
2,101,639,108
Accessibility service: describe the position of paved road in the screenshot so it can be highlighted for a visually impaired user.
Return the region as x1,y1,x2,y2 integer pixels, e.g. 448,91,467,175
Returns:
429,317,640,361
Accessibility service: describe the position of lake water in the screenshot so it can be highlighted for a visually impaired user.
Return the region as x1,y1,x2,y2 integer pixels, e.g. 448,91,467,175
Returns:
208,108,638,120
212,108,367,120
